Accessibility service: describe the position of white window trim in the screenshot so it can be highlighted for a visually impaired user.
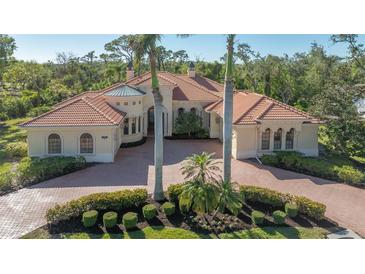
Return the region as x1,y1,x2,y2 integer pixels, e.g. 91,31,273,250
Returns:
78,132,96,156
46,132,63,156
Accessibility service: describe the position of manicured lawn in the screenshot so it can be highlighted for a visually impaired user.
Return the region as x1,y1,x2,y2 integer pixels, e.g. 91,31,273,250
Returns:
22,226,327,239
219,227,327,239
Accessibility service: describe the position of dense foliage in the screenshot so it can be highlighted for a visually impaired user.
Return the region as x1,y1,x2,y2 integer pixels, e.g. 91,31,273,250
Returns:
17,156,87,185
46,188,148,224
174,112,207,137
261,151,365,186
239,185,326,220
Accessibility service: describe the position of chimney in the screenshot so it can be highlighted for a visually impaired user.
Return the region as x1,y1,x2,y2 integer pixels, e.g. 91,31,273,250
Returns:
188,61,195,77
126,61,134,80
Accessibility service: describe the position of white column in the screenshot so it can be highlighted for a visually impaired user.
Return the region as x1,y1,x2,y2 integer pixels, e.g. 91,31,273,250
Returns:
281,129,286,150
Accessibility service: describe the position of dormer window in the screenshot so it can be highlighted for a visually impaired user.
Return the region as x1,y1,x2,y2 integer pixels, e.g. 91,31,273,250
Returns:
116,102,120,106
124,102,128,106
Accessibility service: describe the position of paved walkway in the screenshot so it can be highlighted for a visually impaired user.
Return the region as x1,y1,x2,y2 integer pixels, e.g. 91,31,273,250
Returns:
0,138,365,238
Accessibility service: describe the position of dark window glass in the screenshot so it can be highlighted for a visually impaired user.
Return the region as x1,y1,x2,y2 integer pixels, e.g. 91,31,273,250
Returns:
261,129,270,150
80,133,93,154
286,128,295,149
178,108,184,116
274,129,282,150
124,118,129,135
48,134,61,154
132,118,136,134
138,116,141,133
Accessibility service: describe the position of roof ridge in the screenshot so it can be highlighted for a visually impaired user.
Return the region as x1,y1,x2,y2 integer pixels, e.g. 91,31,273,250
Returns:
164,71,221,98
82,97,119,125
233,94,266,124
20,97,86,127
262,95,313,119
157,73,178,86
125,71,152,85
256,100,275,120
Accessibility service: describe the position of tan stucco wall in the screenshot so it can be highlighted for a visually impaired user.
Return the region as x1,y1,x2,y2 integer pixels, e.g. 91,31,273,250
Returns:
26,126,120,163
297,123,319,156
232,126,257,159
209,112,221,139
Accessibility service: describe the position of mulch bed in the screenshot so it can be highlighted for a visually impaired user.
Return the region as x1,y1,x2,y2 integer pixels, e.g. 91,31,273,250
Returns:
46,197,341,238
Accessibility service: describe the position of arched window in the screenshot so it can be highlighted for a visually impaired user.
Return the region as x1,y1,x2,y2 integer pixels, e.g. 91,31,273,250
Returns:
261,129,270,150
274,128,282,150
48,134,61,154
190,107,197,115
178,108,185,116
286,128,295,149
80,133,93,154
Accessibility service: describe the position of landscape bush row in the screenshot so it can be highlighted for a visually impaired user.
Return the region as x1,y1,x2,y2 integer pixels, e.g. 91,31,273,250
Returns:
167,183,326,220
46,188,148,224
0,156,87,193
261,151,365,186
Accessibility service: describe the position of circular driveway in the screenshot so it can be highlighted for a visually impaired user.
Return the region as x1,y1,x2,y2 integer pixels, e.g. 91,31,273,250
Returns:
0,138,364,238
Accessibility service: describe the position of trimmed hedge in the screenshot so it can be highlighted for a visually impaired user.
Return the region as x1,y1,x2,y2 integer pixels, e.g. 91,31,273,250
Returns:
251,210,265,225
285,203,298,218
162,202,176,216
103,211,118,228
46,188,148,224
167,183,185,202
123,212,138,230
142,204,157,220
273,210,287,224
261,152,365,186
18,156,87,186
82,210,98,228
240,185,326,220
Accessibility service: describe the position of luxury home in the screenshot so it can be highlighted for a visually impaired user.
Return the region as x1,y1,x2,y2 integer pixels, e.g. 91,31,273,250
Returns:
20,63,320,162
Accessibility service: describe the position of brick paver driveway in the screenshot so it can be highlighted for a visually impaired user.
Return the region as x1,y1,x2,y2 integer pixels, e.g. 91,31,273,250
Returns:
1,138,365,238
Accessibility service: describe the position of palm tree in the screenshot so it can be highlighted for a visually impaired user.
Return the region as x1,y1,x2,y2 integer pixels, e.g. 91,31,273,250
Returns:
223,34,236,182
180,152,221,183
129,35,164,200
214,180,243,216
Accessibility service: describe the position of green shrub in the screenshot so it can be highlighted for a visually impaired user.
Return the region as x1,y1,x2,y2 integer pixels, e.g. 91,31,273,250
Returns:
5,142,28,158
17,156,87,186
261,151,365,186
167,183,185,202
239,185,326,220
179,198,190,214
251,210,265,225
103,211,118,228
82,210,98,228
174,112,204,137
0,169,14,192
293,196,326,220
335,165,365,185
122,212,138,230
162,202,176,216
239,185,284,207
46,188,148,224
273,210,287,224
142,204,157,220
285,203,298,218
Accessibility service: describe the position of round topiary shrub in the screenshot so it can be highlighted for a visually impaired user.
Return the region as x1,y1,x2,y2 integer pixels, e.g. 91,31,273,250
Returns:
251,210,265,225
285,203,298,218
273,210,287,224
103,211,118,228
82,210,98,228
162,202,176,216
123,212,138,230
142,204,157,220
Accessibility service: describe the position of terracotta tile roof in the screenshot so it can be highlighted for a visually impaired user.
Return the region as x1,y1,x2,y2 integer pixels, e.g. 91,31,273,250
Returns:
205,91,319,125
20,96,125,127
126,71,222,101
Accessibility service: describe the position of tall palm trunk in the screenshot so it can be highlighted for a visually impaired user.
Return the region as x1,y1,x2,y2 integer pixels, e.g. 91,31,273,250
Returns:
149,42,164,201
223,34,235,182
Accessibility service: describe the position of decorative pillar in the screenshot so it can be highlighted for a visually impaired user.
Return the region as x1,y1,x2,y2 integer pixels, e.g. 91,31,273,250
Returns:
281,129,286,150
